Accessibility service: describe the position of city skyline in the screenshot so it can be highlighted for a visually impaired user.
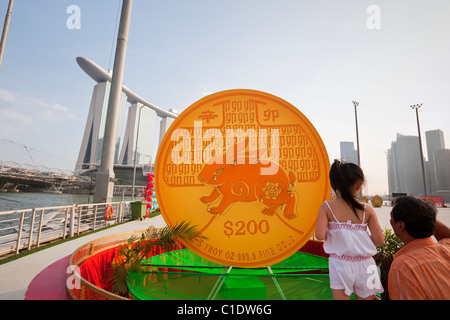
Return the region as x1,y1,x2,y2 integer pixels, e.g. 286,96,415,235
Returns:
1,1,450,195
341,127,450,197
387,128,449,199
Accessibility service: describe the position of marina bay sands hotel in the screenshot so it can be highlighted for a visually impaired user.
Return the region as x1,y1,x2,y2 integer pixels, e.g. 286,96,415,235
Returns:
74,57,178,176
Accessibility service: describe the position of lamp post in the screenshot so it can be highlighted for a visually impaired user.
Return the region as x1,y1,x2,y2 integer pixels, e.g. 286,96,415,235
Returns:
132,105,143,201
132,104,155,200
410,104,428,196
352,101,361,167
94,0,133,203
0,0,14,71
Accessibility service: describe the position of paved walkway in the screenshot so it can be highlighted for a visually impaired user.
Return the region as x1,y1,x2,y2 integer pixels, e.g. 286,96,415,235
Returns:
1,207,448,300
0,215,167,300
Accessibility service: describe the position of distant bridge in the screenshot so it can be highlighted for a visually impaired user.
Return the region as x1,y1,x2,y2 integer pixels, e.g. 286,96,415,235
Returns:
0,138,81,192
0,138,151,193
0,161,76,192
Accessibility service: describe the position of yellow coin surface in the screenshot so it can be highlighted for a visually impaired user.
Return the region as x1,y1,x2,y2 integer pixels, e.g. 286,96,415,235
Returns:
155,89,330,268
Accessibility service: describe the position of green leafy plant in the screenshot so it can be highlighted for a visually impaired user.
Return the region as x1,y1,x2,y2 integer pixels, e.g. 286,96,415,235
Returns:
108,221,206,296
375,228,404,299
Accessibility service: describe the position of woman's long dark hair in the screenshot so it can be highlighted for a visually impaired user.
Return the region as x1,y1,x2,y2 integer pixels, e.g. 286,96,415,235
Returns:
329,159,365,220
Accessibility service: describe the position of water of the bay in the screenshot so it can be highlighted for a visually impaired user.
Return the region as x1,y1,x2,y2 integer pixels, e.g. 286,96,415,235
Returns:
1,192,449,232
0,192,135,212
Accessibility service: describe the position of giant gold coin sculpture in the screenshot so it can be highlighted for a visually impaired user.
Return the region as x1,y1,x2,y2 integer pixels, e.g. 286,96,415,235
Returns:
155,89,330,268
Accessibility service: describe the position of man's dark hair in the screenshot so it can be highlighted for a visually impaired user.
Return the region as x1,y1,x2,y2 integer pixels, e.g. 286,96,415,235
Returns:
391,196,437,238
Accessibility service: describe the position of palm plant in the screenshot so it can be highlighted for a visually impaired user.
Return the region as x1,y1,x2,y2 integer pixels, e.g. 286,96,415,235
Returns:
109,221,206,296
375,228,404,299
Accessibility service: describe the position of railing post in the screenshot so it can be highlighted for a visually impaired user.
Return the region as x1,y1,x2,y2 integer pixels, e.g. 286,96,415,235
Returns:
105,204,108,228
27,208,36,250
69,204,75,238
15,211,26,255
119,202,123,223
63,207,69,239
36,209,44,248
77,205,81,235
93,205,98,231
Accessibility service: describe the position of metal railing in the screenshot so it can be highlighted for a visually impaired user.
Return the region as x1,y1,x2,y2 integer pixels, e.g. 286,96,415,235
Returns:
0,201,132,258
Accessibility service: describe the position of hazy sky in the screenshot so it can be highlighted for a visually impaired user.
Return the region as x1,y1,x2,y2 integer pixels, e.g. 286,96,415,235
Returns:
0,0,449,195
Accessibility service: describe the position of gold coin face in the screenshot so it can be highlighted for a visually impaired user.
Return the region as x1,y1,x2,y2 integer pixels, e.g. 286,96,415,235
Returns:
155,89,330,268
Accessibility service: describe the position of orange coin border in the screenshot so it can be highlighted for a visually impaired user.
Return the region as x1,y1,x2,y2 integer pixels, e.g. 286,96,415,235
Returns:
155,89,330,268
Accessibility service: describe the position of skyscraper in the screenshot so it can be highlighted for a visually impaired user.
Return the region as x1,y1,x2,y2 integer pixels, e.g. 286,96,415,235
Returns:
434,149,450,190
426,129,445,160
425,129,450,192
387,129,450,202
340,141,358,165
425,129,445,193
387,133,424,196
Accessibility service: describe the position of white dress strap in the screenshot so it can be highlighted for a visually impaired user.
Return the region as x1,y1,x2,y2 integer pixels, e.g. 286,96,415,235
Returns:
325,201,340,223
362,203,366,224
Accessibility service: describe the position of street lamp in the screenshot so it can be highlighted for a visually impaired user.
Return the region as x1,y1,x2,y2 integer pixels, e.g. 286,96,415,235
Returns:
94,0,133,203
131,106,143,201
410,103,428,196
352,101,361,167
132,104,154,200
0,0,14,71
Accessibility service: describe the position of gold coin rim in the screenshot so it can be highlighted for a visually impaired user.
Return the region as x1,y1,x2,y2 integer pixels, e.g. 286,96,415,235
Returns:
155,89,330,268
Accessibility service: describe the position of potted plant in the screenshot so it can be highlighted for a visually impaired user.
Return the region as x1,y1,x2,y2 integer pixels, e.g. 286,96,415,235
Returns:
109,221,206,297
375,228,404,300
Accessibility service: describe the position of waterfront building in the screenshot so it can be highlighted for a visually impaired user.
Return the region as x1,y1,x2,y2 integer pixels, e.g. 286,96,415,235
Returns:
340,141,358,165
76,81,127,170
387,129,450,199
387,133,424,196
426,129,445,160
158,109,177,146
74,57,178,173
425,129,449,193
119,102,157,166
434,149,450,190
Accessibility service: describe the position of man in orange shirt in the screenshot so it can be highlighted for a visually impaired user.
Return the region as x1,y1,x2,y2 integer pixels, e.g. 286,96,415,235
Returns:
388,196,450,300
